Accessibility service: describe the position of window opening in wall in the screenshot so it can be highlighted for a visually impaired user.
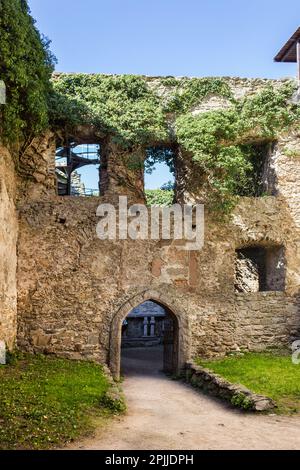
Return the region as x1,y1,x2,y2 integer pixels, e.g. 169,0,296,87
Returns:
55,143,100,196
235,142,276,197
235,245,285,293
144,146,175,206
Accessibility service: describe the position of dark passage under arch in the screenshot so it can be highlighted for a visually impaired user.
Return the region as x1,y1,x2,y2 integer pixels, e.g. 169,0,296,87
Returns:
120,300,179,377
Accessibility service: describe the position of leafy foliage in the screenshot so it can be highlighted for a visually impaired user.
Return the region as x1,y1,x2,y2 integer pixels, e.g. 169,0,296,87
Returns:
50,75,234,143
234,83,299,137
231,393,253,410
235,143,271,197
0,0,55,143
161,77,234,113
0,2,299,216
50,74,300,213
146,189,174,206
50,74,168,147
160,180,175,191
176,82,300,212
99,387,126,413
144,146,176,174
49,74,300,213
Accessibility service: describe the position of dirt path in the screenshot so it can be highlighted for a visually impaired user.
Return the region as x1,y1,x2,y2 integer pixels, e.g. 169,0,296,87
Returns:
70,347,300,450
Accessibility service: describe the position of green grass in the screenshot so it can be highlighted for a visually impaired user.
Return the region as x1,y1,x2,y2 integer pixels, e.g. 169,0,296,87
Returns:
0,353,123,449
196,351,300,414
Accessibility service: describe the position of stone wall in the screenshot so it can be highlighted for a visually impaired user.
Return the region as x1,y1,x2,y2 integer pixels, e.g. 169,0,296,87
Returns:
16,194,300,366
18,131,57,202
0,143,18,350
185,362,276,411
0,75,299,374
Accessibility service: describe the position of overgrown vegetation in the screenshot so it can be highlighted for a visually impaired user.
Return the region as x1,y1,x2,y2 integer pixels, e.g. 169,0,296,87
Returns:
145,146,175,174
176,82,300,211
0,353,124,450
196,352,300,414
0,0,55,144
145,189,174,206
1,1,300,213
235,143,271,197
144,146,175,206
231,392,253,410
51,74,300,213
160,76,234,113
49,74,168,147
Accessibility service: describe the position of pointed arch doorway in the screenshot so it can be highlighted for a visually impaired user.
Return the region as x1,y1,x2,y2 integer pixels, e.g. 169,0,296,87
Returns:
109,294,187,380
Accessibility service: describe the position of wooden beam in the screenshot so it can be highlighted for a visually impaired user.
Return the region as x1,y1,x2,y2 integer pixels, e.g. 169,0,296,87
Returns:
280,41,295,62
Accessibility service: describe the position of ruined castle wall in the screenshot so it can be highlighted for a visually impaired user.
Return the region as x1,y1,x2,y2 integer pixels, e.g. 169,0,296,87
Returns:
16,194,300,362
104,140,145,202
18,132,57,202
15,76,300,366
0,143,18,350
175,77,293,204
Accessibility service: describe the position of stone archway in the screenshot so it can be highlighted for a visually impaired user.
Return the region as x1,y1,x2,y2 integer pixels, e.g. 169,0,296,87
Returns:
109,289,190,379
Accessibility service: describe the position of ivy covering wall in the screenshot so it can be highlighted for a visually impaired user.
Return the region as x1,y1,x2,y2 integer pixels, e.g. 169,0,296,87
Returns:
50,74,300,211
1,1,300,212
0,0,55,144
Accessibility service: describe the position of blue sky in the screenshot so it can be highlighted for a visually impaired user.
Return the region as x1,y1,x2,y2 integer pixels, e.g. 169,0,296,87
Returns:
28,0,299,189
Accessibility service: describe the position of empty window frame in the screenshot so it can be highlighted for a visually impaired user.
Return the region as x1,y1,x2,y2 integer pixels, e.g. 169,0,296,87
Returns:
235,143,276,197
55,143,100,196
235,245,285,293
144,146,175,206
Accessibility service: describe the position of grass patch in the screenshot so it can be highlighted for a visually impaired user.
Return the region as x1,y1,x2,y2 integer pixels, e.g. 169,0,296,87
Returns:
196,351,300,414
0,353,124,449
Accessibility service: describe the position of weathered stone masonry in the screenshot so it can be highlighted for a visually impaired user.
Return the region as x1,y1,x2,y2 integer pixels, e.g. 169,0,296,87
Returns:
0,144,18,349
1,76,300,376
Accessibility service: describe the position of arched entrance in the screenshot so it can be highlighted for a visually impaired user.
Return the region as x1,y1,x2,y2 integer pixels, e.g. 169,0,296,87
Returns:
109,291,189,379
121,300,179,376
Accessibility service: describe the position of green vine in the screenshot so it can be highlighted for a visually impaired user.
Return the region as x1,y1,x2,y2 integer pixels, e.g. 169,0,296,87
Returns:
47,75,300,213
50,74,300,212
161,76,234,113
0,0,55,144
176,82,300,212
49,74,168,148
1,2,299,214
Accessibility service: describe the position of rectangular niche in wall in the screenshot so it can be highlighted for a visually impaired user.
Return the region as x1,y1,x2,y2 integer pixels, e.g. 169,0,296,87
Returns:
235,245,285,293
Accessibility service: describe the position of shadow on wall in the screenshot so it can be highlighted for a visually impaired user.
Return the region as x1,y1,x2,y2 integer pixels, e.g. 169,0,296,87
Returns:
235,245,286,293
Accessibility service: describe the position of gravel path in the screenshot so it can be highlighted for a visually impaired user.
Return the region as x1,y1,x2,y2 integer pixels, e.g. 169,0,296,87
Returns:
70,346,300,450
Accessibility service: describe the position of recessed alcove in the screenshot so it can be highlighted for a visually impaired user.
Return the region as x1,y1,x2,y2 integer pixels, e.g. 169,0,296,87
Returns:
235,245,285,293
